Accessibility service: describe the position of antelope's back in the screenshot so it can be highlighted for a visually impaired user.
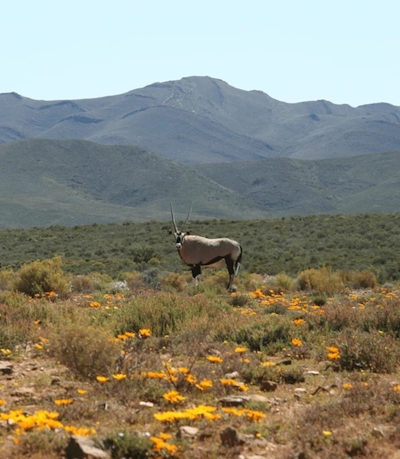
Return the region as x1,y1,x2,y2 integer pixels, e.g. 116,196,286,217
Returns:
182,235,240,265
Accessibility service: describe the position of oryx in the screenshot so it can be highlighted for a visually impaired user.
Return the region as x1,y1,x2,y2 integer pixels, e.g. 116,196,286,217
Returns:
170,204,242,292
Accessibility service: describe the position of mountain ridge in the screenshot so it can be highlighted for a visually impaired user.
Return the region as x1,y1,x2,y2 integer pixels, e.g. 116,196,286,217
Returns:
2,76,400,163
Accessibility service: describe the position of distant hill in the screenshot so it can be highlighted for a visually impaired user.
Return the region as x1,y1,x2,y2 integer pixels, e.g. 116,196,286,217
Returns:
1,138,400,229
1,76,400,163
192,150,400,216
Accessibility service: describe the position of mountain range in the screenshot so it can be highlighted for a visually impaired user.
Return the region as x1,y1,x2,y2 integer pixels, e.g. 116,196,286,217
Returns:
2,76,400,163
1,76,400,228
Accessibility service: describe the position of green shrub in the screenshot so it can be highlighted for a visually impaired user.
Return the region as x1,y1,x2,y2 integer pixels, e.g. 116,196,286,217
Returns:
125,271,146,291
112,292,230,338
19,430,68,457
160,272,188,292
274,273,296,292
103,430,152,459
12,256,69,297
71,274,96,293
49,322,121,380
0,268,15,291
216,315,293,353
297,267,344,294
336,330,399,373
348,270,378,289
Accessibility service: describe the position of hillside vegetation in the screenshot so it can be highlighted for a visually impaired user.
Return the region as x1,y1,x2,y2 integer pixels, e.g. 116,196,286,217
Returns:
1,139,400,228
1,213,399,282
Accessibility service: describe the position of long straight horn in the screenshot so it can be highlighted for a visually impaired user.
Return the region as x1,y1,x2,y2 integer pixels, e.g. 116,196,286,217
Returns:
184,202,193,226
170,203,178,233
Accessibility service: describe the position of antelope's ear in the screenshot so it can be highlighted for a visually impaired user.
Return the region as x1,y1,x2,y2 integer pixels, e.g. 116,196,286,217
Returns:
186,231,191,235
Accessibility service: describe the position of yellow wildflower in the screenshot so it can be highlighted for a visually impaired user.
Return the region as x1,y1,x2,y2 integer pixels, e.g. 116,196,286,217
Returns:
327,345,341,360
96,376,110,383
163,390,186,403
150,436,180,455
112,373,127,381
141,371,168,380
261,361,276,367
64,426,96,436
54,398,74,406
291,338,302,347
139,328,151,337
235,346,247,353
206,355,223,363
294,319,305,326
89,301,101,308
124,331,136,338
195,379,213,390
186,373,197,385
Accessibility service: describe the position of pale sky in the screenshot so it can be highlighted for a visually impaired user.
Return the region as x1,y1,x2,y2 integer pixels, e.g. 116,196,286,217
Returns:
2,0,400,107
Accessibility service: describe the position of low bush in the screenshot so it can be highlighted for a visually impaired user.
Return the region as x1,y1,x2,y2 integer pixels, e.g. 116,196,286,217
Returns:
12,256,69,297
297,267,344,294
103,430,152,459
160,272,188,292
0,269,15,291
49,322,121,380
336,330,399,373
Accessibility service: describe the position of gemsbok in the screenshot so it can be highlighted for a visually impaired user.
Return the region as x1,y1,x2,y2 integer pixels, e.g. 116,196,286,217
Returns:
170,204,242,292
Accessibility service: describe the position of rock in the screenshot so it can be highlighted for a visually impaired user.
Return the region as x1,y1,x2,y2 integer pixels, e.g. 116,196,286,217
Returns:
294,388,308,399
220,426,245,447
294,388,307,394
219,396,248,407
224,371,240,379
371,425,396,438
178,426,199,437
10,387,36,397
0,362,13,375
206,348,222,356
65,435,110,459
260,380,278,392
139,401,154,408
304,370,319,376
246,394,269,403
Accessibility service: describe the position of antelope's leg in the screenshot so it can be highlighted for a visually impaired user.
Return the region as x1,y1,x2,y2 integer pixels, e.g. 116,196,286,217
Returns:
191,265,202,284
225,257,235,291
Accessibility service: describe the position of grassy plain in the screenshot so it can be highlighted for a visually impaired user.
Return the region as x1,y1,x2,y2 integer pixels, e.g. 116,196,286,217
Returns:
0,215,400,458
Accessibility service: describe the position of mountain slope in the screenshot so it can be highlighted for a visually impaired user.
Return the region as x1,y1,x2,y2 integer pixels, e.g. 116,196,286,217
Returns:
0,139,267,229
192,150,400,216
1,139,400,229
1,77,400,163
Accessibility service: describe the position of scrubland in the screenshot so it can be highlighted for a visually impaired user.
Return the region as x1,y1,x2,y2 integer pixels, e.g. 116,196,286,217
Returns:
1,254,400,458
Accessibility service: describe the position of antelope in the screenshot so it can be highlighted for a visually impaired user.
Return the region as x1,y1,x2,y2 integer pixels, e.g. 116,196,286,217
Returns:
170,204,242,292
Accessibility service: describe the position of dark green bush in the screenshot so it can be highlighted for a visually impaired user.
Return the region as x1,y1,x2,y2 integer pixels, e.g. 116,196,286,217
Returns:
103,430,152,459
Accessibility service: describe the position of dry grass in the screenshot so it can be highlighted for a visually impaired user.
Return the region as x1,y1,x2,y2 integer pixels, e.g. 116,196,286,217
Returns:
1,266,400,458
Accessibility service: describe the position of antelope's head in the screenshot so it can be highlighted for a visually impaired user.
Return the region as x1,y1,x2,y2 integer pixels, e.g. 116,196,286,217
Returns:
170,203,192,250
